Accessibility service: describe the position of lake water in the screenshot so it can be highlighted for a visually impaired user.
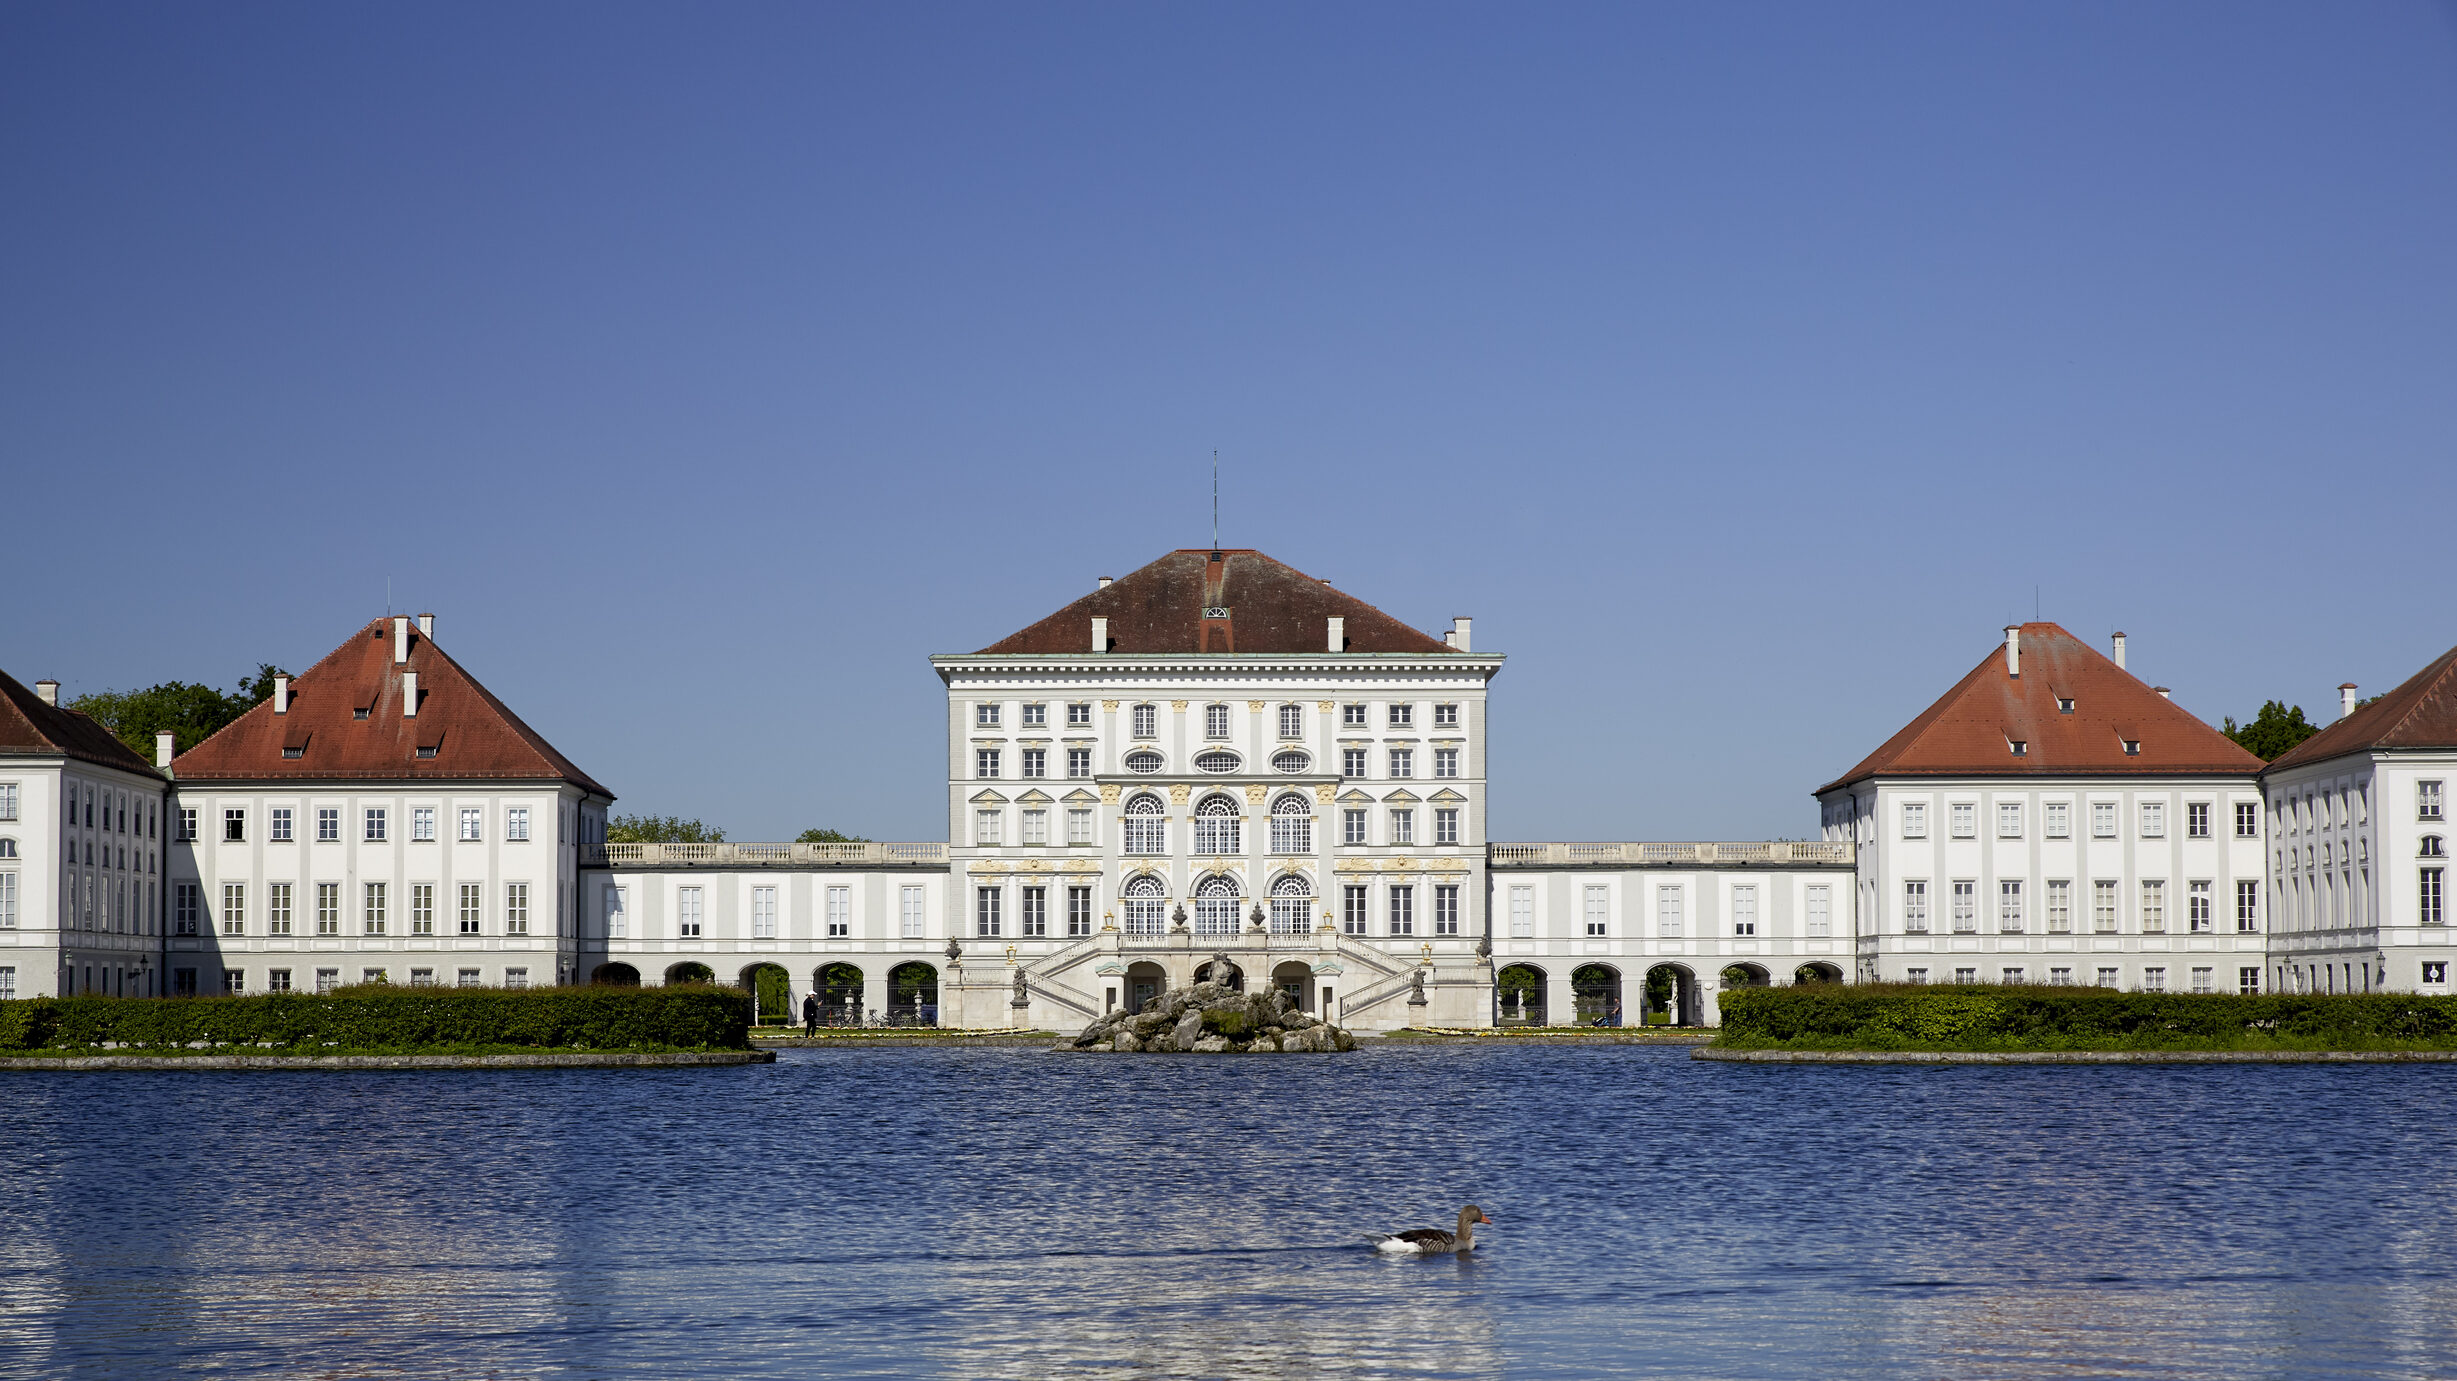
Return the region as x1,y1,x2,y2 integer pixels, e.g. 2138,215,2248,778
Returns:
2,1044,2453,1379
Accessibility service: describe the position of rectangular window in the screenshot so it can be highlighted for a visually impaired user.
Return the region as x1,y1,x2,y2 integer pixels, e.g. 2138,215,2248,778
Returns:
1342,749,1367,779
221,883,245,936
1510,885,1534,938
1066,748,1092,779
605,886,627,939
2143,966,2167,993
1067,702,1091,728
456,968,480,989
976,702,1001,727
1022,809,1048,845
1806,885,1830,938
504,968,528,990
1271,807,1310,854
2046,879,2072,934
1434,885,1460,936
1997,802,2022,838
1951,880,1976,933
2140,880,2166,933
1279,704,1303,738
1434,748,1459,779
826,886,850,937
902,886,925,939
1434,703,1459,728
270,807,293,842
2236,802,2259,838
364,808,386,842
1954,967,1978,985
1020,886,1047,937
1343,885,1369,936
459,808,481,842
1389,809,1414,845
976,887,1001,938
1434,808,1459,846
363,882,386,935
977,749,1001,780
263,968,290,993
2092,802,2116,838
1343,809,1366,845
403,883,431,936
2188,881,2212,933
1021,702,1046,727
975,809,1002,846
1194,806,1239,855
2049,967,2072,986
2190,966,2214,995
313,807,337,842
2187,803,2211,839
2093,880,2119,932
1951,803,1975,838
2046,802,2070,838
1204,703,1230,738
411,806,434,842
1387,704,1413,729
316,968,339,996
1066,807,1093,846
1067,886,1092,937
2240,966,2261,995
1021,749,1046,780
224,808,246,843
2424,868,2446,927
2140,802,2166,838
179,806,197,841
1585,885,1609,937
1657,886,1684,938
504,883,528,935
2000,967,2023,985
2421,781,2445,821
1388,749,1413,779
1998,879,2023,933
409,968,434,988
1901,802,1927,838
1123,811,1164,855
751,886,776,938
1388,885,1414,936
1732,884,1758,937
1132,704,1157,737
1903,881,1928,933
677,886,702,938
0,783,13,821
458,883,482,935
1906,968,1929,985
1342,703,1367,727
2236,880,2260,933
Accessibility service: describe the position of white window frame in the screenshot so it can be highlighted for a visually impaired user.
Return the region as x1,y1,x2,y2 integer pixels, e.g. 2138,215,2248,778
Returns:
1901,802,1926,839
2092,802,2117,839
459,808,482,842
411,806,435,842
1950,803,1975,838
1997,802,2022,838
1997,879,2023,933
2140,801,2166,839
826,886,850,938
1509,885,1534,938
1903,880,1929,933
751,885,777,938
1950,880,1976,933
1806,885,1830,938
2045,802,2070,838
1584,885,1609,937
975,809,1003,846
1433,748,1459,779
1730,884,1757,937
1066,807,1093,846
1656,885,1684,938
901,885,925,939
677,886,702,938
504,882,529,936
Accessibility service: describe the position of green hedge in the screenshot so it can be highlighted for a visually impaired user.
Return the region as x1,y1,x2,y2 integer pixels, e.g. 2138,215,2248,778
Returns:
0,984,752,1054
1715,985,2457,1052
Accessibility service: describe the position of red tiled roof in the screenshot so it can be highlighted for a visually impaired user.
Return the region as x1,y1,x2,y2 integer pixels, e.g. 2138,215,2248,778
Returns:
977,550,1460,656
2267,643,2457,773
172,619,612,796
0,666,161,775
1817,622,2262,795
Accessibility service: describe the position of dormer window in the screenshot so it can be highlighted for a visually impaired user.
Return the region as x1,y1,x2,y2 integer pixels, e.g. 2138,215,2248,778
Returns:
353,709,369,721
415,747,438,759
2122,739,2141,757
283,747,304,759
2009,740,2027,757
2057,698,2075,714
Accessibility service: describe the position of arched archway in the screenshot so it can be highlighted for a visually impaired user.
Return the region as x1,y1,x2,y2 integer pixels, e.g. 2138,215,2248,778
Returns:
888,962,938,1026
1124,960,1168,1013
1721,963,1771,991
1268,873,1312,934
1498,964,1547,1026
1643,964,1699,1026
1572,964,1623,1026
591,962,640,986
1271,960,1315,1011
1193,957,1244,990
665,961,715,986
1193,874,1241,937
815,962,864,1025
1794,962,1843,985
741,963,792,1026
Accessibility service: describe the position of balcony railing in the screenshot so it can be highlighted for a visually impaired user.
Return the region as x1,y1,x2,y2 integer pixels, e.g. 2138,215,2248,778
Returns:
1488,841,1855,867
599,841,949,866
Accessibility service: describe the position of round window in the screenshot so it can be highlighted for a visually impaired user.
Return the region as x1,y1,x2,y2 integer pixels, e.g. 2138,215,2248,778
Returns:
1124,750,1164,775
1271,750,1310,774
1194,750,1240,773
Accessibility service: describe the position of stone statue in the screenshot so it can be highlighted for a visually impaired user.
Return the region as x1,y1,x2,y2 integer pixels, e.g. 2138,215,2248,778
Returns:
945,936,962,962
1407,969,1428,1005
1011,968,1028,1003
1211,952,1236,988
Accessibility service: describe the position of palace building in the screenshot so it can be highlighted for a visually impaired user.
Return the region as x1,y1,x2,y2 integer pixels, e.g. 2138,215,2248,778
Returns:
4,550,2449,1022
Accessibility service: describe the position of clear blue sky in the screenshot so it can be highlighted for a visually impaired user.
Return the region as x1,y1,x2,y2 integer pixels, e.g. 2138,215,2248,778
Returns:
7,3,2454,842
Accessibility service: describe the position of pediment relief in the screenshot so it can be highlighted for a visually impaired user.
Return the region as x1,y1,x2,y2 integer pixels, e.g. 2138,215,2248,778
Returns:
1016,789,1053,805
1337,789,1374,804
969,789,1009,804
1062,789,1099,803
1383,789,1420,804
1429,788,1466,803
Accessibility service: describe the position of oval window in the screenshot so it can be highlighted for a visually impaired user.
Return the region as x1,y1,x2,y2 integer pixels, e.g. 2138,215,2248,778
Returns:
1271,750,1310,774
1194,750,1240,773
1124,750,1164,775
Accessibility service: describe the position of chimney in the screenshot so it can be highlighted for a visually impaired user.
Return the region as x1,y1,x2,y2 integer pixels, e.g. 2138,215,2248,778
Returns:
1327,616,1345,653
155,731,174,769
402,670,419,717
393,616,410,664
417,612,434,639
2110,631,2127,670
1452,617,1472,654
273,675,289,714
2340,683,2359,720
1090,616,1108,653
2004,625,2021,677
2153,686,2172,701
1097,576,1112,590
33,680,58,706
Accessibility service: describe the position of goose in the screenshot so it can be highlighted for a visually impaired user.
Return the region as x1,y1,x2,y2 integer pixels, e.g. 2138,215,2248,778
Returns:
1368,1205,1492,1255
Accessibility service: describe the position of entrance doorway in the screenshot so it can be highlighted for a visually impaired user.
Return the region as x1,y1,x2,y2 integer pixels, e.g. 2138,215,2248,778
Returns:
1125,961,1168,1014
1497,964,1546,1025
1271,961,1314,1012
1643,964,1699,1026
1572,964,1623,1026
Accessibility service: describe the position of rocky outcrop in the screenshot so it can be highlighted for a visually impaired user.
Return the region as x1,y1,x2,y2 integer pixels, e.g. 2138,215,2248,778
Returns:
1065,982,1358,1053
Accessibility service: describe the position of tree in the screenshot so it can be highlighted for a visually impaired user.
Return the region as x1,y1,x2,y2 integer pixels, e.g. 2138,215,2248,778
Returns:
796,827,871,844
2221,701,2321,762
605,814,726,844
67,663,286,759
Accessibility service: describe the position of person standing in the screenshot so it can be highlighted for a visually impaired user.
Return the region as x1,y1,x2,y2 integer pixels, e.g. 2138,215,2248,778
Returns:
801,990,821,1039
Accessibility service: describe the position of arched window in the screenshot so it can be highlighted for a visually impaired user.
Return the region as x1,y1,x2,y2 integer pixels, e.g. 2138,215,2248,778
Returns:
1270,873,1312,934
1124,750,1164,775
1194,750,1240,773
1122,874,1167,937
1270,794,1312,854
1123,795,1166,856
0,837,15,860
1194,794,1241,855
1271,750,1310,774
2425,836,2447,858
1194,873,1241,936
